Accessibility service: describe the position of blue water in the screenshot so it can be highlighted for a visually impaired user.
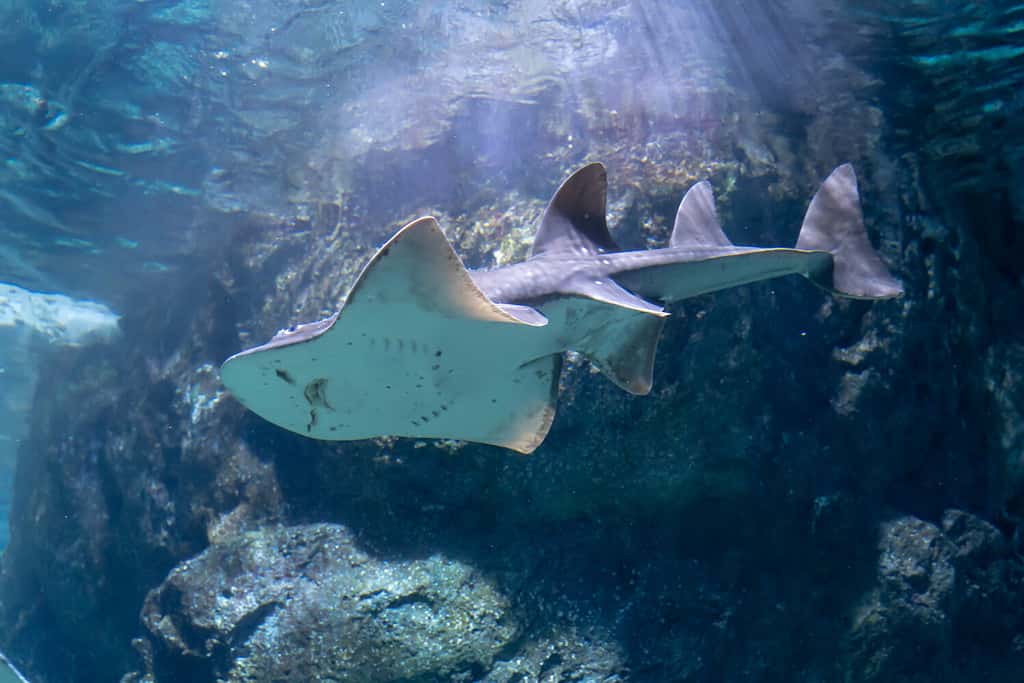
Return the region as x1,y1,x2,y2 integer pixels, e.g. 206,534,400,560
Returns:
1,2,1022,682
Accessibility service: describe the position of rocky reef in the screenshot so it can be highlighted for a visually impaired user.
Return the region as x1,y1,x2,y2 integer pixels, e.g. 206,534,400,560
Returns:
132,524,519,682
0,285,120,549
0,2,1022,682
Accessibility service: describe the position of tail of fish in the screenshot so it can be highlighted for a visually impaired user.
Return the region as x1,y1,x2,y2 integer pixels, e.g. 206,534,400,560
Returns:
796,164,903,300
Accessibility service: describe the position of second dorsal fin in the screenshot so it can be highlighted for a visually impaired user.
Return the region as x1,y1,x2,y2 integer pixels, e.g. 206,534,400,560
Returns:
670,181,733,248
531,163,619,258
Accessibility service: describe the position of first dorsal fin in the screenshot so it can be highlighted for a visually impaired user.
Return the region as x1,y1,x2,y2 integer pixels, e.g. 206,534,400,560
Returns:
346,217,542,325
670,181,733,248
531,163,619,258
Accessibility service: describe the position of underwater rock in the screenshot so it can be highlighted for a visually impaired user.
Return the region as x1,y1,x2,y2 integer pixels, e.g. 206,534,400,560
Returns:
845,515,955,681
134,524,518,682
983,342,1024,509
0,283,120,347
0,284,120,550
844,510,1024,682
0,281,119,487
485,626,626,683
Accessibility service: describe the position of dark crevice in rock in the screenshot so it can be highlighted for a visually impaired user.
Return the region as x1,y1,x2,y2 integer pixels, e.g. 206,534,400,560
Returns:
386,592,434,611
229,601,283,653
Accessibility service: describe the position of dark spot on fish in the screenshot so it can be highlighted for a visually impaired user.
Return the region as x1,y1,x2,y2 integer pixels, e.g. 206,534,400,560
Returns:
411,420,420,426
420,415,428,422
491,399,497,404
431,410,439,417
275,369,295,385
415,384,422,389
398,339,404,351
307,409,317,432
385,384,392,390
440,404,448,411
411,340,418,352
304,378,333,410
431,364,440,371
434,350,442,357
380,246,390,257
384,338,391,351
346,341,353,346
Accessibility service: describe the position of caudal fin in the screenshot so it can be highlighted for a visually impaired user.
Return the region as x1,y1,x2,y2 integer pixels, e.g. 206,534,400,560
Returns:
796,164,903,300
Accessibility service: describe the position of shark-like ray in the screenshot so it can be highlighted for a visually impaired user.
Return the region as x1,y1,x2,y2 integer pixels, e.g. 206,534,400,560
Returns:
222,163,902,453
